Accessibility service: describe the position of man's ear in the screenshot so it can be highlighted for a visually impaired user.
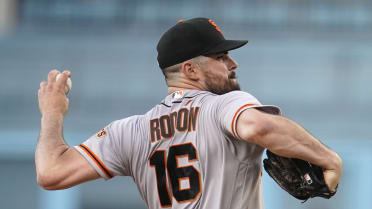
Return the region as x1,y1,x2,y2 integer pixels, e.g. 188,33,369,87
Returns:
181,61,200,81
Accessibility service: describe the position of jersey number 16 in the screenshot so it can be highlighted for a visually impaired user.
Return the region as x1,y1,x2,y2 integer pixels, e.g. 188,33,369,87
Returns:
149,143,202,207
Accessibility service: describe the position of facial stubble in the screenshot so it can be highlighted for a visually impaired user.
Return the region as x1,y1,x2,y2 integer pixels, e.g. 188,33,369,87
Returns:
204,71,241,95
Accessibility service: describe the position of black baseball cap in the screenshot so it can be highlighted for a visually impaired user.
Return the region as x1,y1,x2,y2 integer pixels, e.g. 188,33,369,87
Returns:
157,17,248,69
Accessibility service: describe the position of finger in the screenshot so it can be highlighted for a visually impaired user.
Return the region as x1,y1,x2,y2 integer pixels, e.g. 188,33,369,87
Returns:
40,81,47,89
323,170,339,192
62,70,71,78
48,69,60,84
56,72,69,88
38,81,47,98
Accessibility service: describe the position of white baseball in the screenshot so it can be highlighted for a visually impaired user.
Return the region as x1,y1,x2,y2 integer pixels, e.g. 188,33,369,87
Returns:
56,73,72,94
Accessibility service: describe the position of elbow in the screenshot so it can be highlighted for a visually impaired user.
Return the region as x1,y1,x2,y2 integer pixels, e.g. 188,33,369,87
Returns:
335,153,343,167
36,171,60,190
36,173,53,190
331,152,343,172
321,150,343,173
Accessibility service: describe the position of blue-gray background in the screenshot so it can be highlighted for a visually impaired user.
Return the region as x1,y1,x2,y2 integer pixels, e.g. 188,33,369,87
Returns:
0,0,371,209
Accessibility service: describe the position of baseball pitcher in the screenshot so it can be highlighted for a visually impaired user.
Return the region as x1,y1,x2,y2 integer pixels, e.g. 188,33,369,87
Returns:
36,18,342,209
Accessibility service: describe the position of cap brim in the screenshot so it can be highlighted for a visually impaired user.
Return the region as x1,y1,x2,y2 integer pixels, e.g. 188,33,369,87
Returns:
203,40,248,55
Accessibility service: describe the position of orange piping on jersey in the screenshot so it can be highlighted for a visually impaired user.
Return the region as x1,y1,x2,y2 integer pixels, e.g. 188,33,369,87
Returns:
184,99,193,106
231,104,256,139
78,144,114,179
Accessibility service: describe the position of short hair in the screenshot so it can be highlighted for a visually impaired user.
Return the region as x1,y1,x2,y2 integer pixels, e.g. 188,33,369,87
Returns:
161,63,182,80
160,56,204,84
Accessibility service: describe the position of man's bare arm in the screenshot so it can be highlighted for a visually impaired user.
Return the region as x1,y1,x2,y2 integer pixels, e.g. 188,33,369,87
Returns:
236,108,342,191
36,70,100,190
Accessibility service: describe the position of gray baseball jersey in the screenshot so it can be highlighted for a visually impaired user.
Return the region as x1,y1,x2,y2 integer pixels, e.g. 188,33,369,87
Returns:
75,90,280,209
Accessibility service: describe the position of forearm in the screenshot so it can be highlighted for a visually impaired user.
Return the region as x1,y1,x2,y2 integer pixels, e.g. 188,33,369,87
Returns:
237,109,341,171
257,116,341,171
35,114,69,176
35,113,100,189
36,70,101,189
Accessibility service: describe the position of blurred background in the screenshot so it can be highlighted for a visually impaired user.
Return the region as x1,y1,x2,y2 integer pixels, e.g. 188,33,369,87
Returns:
0,0,371,209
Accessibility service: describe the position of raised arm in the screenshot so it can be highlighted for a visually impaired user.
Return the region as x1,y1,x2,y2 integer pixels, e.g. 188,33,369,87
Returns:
236,108,342,192
36,70,100,190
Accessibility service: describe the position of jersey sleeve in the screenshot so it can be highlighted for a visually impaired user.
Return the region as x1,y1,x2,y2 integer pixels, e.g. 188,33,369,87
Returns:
214,91,281,140
74,118,133,180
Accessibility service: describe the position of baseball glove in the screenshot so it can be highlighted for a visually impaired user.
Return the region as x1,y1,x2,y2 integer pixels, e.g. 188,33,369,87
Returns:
263,150,337,202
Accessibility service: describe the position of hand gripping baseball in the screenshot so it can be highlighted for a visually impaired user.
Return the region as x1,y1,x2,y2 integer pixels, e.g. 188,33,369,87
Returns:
38,70,71,117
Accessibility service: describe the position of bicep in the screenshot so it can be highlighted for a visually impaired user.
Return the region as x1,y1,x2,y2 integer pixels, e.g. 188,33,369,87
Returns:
43,148,100,190
236,108,276,144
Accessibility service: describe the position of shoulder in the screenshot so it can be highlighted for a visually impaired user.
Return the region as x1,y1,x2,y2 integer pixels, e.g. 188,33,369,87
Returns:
204,91,260,107
108,115,146,133
194,90,257,103
220,90,258,101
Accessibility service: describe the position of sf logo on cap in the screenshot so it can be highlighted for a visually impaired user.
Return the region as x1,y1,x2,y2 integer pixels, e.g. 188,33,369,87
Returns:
208,19,223,35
